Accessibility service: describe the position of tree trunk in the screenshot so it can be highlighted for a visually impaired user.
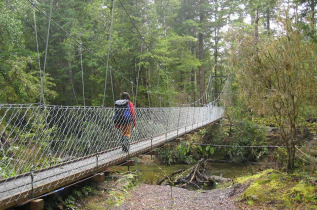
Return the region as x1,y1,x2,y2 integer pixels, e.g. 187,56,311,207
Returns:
199,2,205,105
191,40,197,102
286,136,295,172
254,7,259,44
311,0,316,31
214,1,219,103
266,8,271,35
162,0,167,36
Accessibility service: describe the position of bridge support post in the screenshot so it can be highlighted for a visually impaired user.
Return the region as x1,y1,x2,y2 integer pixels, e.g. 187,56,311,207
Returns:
150,135,153,160
92,173,105,182
95,153,99,171
30,167,34,199
28,199,44,210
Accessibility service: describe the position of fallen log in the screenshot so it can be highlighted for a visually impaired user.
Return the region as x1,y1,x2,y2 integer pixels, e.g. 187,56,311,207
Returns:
158,159,216,189
157,169,184,185
206,159,234,163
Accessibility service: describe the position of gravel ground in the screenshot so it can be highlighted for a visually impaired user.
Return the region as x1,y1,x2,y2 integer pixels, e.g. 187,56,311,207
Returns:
117,184,238,210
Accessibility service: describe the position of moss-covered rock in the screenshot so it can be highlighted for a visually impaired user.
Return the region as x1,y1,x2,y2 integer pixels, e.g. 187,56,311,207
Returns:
235,169,317,208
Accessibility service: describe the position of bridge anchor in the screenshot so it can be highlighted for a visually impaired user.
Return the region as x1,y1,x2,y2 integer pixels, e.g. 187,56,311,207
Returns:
92,173,106,182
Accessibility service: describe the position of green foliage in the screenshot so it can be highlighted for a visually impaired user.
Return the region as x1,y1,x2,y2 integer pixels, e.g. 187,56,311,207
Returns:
299,121,317,134
157,134,215,165
0,0,244,106
44,184,97,210
0,1,57,104
0,1,25,52
117,172,140,191
105,171,140,207
211,120,268,162
252,117,278,127
0,153,16,179
157,120,267,165
229,121,268,161
156,142,195,165
274,147,309,170
230,14,317,170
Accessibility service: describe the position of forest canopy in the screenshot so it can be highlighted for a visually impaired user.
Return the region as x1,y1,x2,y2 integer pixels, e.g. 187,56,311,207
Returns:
0,0,316,110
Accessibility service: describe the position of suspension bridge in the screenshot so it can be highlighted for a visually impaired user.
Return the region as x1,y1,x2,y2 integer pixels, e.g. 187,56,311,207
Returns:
0,104,224,209
0,0,229,209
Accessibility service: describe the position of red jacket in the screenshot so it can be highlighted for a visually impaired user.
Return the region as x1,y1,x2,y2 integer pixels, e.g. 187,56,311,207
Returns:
129,101,136,127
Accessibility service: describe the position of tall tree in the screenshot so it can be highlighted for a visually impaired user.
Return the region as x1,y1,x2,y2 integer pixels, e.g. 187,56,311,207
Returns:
198,0,206,105
231,20,317,171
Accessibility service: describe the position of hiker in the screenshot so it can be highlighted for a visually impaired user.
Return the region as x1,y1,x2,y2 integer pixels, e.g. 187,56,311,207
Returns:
114,92,136,152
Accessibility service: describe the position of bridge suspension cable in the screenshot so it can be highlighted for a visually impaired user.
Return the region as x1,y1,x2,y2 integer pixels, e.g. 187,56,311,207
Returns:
134,43,143,106
41,0,53,105
32,4,43,104
103,0,116,106
79,45,86,107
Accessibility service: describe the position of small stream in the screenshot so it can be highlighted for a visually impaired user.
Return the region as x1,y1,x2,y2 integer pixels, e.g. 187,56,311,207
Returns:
116,155,260,185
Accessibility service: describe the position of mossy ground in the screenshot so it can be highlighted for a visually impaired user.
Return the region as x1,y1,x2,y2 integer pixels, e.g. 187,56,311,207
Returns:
82,172,140,210
235,169,317,209
42,171,140,210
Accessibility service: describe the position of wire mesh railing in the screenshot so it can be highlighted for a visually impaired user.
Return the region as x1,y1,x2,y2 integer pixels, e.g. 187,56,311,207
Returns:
0,104,224,208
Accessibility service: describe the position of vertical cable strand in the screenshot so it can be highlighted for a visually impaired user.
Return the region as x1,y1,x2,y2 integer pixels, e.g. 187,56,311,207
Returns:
42,0,53,105
32,4,43,104
102,0,116,106
79,45,85,107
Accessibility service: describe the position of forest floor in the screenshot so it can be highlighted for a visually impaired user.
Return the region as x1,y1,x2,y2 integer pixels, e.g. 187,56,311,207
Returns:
44,125,316,210
79,169,316,210
117,184,238,210
81,181,246,210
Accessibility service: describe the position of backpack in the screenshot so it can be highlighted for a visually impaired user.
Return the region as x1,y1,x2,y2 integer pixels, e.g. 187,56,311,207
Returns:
114,99,132,125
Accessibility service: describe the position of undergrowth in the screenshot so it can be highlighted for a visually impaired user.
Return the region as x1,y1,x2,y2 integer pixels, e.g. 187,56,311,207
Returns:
84,171,140,209
156,130,214,165
156,120,268,164
43,171,139,210
44,184,97,209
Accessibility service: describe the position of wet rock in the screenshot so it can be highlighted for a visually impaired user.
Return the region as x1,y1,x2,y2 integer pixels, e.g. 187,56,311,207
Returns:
250,195,258,200
210,175,231,183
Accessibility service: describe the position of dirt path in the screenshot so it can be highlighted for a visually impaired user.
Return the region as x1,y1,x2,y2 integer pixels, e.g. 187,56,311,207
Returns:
117,184,238,210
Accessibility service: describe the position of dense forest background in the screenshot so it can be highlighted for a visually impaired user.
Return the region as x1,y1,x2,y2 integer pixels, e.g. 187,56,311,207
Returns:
0,0,316,113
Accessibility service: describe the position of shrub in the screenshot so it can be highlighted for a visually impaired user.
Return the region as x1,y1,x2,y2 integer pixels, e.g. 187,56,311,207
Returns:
156,141,215,165
209,120,267,162
229,121,268,162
